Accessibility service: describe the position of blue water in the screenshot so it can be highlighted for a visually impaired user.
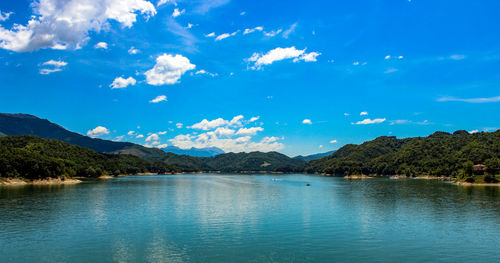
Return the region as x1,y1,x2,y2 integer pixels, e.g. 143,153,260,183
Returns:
1,174,500,262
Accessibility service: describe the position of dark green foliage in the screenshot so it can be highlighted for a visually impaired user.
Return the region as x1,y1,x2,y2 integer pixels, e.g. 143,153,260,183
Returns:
307,130,500,177
0,135,177,179
294,150,336,162
161,151,305,173
0,113,169,161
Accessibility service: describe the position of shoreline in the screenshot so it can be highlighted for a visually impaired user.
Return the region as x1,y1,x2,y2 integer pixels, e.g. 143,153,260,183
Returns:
452,181,500,187
0,177,81,186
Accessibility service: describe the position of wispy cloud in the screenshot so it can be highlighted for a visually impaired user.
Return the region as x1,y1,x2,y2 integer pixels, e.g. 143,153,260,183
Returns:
438,96,500,103
282,22,298,38
353,118,386,125
149,95,167,103
165,18,198,51
215,31,239,41
39,59,67,75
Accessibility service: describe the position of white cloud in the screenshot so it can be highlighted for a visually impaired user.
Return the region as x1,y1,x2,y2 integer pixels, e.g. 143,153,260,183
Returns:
261,136,280,143
240,11,246,16
128,46,139,54
360,111,368,116
39,59,67,75
195,69,217,77
190,118,228,130
146,133,159,141
0,0,156,52
215,31,238,41
157,0,174,7
344,113,350,116
469,129,479,134
449,54,465,60
263,29,282,37
136,134,144,138
169,131,284,153
158,131,167,135
204,32,215,37
385,55,391,60
353,61,360,66
302,119,312,125
249,116,260,122
235,127,264,136
398,56,404,59
384,68,398,74
247,46,321,69
110,76,136,89
43,60,68,67
319,145,323,148
149,95,167,103
295,51,320,62
145,53,195,85
228,115,244,127
40,68,62,75
156,144,168,148
0,11,13,22
172,8,185,17
330,139,337,143
94,42,108,49
170,115,283,152
176,123,183,128
282,22,297,38
243,26,263,35
87,126,110,137
354,118,386,125
389,119,430,126
127,130,135,135
437,96,500,103
214,127,235,137
189,115,244,131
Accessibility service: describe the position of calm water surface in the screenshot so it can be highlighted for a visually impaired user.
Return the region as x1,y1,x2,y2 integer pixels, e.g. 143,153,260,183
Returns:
1,174,500,263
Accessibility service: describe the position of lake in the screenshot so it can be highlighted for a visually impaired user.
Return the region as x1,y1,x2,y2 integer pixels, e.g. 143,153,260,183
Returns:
1,174,500,262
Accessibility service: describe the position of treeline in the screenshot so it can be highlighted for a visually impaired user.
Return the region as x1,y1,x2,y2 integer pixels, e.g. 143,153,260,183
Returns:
0,135,178,179
2,130,499,181
160,151,306,173
306,130,500,178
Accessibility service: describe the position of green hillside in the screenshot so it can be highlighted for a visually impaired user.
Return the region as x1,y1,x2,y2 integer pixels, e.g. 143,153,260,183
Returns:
0,113,169,161
0,135,177,179
306,130,500,178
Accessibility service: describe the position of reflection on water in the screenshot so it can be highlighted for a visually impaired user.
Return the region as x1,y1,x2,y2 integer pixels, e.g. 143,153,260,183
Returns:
1,174,500,263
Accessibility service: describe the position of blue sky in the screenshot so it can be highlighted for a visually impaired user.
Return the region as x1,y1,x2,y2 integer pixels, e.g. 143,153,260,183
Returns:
0,0,499,156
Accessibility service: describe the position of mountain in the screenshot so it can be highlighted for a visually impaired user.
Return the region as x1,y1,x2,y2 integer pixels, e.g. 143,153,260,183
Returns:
294,150,336,162
162,146,224,157
0,113,305,174
160,151,306,173
0,113,168,162
306,130,500,177
0,135,177,179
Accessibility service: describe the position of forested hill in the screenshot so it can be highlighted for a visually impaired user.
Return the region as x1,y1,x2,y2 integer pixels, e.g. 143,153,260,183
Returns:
306,130,500,177
160,151,305,172
0,113,168,161
294,150,336,162
0,135,177,179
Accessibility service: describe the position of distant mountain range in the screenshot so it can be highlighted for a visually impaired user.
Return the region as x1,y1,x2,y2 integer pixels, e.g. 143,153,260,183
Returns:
294,151,336,162
161,146,224,157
